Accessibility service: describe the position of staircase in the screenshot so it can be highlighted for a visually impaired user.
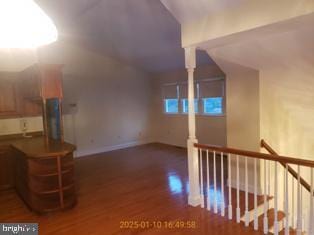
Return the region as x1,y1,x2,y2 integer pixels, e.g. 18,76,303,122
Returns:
195,140,314,234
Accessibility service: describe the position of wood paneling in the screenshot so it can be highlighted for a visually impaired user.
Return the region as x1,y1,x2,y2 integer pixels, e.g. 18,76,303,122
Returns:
0,143,268,235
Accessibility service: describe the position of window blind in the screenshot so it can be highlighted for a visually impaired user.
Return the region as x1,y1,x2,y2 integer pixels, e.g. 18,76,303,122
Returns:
162,84,178,99
199,79,224,98
179,83,198,99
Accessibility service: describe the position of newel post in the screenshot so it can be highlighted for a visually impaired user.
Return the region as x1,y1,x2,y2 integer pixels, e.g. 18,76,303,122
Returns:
185,46,200,206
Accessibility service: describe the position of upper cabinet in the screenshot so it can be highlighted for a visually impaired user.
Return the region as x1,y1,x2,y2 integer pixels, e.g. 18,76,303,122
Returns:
0,72,20,118
40,64,63,99
19,65,41,99
0,64,64,118
19,64,63,100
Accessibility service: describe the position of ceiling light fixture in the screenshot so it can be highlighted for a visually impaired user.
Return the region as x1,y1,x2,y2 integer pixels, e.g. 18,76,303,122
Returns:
0,0,58,48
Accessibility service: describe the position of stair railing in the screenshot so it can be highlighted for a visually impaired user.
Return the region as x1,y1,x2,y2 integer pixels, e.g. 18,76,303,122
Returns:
261,139,312,195
194,142,314,235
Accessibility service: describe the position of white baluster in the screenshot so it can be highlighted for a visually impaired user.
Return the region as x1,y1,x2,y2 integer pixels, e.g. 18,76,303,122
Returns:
274,162,278,235
254,158,258,230
236,155,240,223
301,187,304,234
285,165,289,235
245,157,249,226
292,176,295,229
268,160,271,197
309,167,314,234
213,151,218,214
263,160,268,234
221,152,225,216
228,154,232,220
206,150,210,211
200,149,204,208
297,165,302,235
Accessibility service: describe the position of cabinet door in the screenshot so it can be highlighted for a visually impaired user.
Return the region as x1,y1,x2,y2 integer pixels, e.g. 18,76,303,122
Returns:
19,66,41,99
21,99,42,117
0,73,20,117
17,67,42,117
0,147,15,190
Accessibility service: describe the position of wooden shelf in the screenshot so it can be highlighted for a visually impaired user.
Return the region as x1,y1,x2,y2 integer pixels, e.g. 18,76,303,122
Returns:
30,167,73,177
14,147,76,214
30,183,75,195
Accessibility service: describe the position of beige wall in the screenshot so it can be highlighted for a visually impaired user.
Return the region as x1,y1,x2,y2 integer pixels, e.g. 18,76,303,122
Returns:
207,26,314,202
210,56,260,152
209,55,261,193
0,48,37,72
260,67,314,159
37,42,154,157
0,117,43,136
179,0,314,47
152,64,226,147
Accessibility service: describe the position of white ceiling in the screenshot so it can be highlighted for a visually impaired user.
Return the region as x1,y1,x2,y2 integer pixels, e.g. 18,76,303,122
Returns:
160,0,248,24
35,0,214,73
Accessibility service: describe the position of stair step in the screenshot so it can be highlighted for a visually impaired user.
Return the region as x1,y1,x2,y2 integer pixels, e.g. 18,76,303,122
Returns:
278,228,306,235
248,208,284,230
241,198,274,223
205,187,272,219
257,209,285,234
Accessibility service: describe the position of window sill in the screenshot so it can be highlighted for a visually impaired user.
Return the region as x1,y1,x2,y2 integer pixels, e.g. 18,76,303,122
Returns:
163,113,225,117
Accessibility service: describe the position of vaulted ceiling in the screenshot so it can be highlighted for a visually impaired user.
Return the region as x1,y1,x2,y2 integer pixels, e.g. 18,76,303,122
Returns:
35,0,213,73
160,0,249,23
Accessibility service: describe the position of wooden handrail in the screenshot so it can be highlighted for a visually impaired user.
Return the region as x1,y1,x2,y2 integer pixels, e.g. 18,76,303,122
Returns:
261,139,312,194
194,143,314,168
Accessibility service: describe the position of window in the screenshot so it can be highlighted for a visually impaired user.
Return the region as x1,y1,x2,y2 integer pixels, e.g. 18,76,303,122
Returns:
182,99,198,113
203,97,223,115
164,99,179,113
163,84,179,114
162,78,225,116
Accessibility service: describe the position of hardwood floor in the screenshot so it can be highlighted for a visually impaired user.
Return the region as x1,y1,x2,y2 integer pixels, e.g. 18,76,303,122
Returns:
0,143,265,234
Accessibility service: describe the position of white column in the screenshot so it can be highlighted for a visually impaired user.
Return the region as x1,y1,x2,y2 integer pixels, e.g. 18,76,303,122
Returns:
185,46,200,206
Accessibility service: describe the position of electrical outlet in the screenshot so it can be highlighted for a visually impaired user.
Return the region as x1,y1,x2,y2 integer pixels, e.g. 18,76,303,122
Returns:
20,119,28,132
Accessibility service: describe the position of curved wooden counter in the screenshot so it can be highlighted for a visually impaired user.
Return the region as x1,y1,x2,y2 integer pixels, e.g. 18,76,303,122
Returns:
5,137,77,214
12,137,76,158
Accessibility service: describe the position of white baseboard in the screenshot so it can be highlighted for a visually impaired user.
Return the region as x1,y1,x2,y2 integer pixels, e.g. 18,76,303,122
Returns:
75,140,153,158
156,140,186,148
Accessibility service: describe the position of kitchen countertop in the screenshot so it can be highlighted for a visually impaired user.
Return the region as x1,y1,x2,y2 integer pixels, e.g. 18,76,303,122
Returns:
0,134,76,158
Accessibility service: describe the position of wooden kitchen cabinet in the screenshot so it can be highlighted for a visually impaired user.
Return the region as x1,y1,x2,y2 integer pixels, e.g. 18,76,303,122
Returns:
0,72,20,118
0,145,15,190
19,64,63,100
13,137,76,213
18,65,42,99
0,64,64,118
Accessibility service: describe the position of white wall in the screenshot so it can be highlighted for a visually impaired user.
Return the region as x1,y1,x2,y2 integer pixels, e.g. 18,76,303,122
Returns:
152,64,226,147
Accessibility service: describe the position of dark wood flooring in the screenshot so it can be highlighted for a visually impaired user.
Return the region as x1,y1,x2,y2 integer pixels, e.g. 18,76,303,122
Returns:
0,143,267,234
